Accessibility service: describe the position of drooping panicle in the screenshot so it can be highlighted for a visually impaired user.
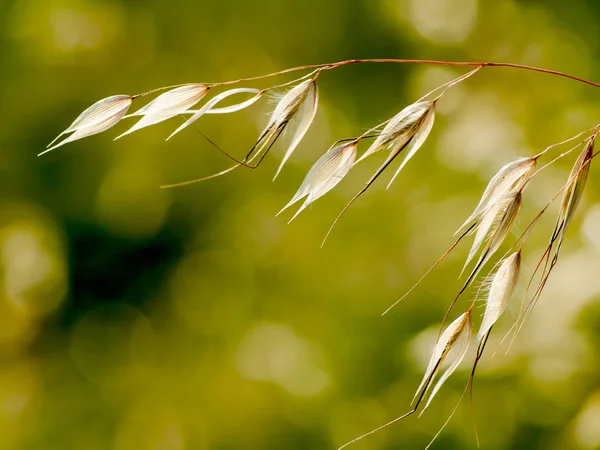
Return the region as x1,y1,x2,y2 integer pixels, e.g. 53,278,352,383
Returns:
117,84,208,138
42,95,133,155
246,79,318,176
279,141,358,222
458,157,536,234
477,251,521,342
414,310,472,413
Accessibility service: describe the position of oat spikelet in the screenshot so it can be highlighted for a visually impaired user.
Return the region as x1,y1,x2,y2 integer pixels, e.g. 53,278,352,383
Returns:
414,310,472,414
535,140,593,289
355,101,435,165
278,141,357,222
457,157,536,234
117,84,208,139
273,80,319,179
385,103,436,189
167,87,262,140
42,95,132,155
554,139,594,242
477,251,521,342
463,191,522,280
242,79,318,175
334,312,471,450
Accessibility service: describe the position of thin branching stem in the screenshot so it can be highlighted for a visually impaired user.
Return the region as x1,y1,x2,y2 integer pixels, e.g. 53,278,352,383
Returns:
205,59,600,89
382,222,477,316
335,358,445,450
160,164,240,188
132,58,600,105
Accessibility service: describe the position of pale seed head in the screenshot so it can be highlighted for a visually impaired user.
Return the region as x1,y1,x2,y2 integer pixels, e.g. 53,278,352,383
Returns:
167,87,262,140
42,95,132,155
246,79,318,174
273,80,319,179
477,250,521,341
458,156,536,234
117,84,208,138
385,103,436,189
463,191,522,280
355,100,435,165
414,310,472,413
278,141,358,222
558,139,593,234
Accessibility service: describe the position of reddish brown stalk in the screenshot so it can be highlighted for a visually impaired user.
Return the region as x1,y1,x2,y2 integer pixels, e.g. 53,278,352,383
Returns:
208,59,600,89
135,59,600,100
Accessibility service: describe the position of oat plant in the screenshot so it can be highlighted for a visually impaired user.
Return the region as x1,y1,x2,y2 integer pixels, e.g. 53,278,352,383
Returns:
45,59,600,449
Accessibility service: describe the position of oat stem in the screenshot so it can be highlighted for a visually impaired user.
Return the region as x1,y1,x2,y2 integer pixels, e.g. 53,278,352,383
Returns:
134,58,599,103
335,358,444,450
205,59,600,90
382,222,477,316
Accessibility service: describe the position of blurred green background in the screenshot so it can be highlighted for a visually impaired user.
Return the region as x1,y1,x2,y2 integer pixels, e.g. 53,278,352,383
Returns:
3,0,600,449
